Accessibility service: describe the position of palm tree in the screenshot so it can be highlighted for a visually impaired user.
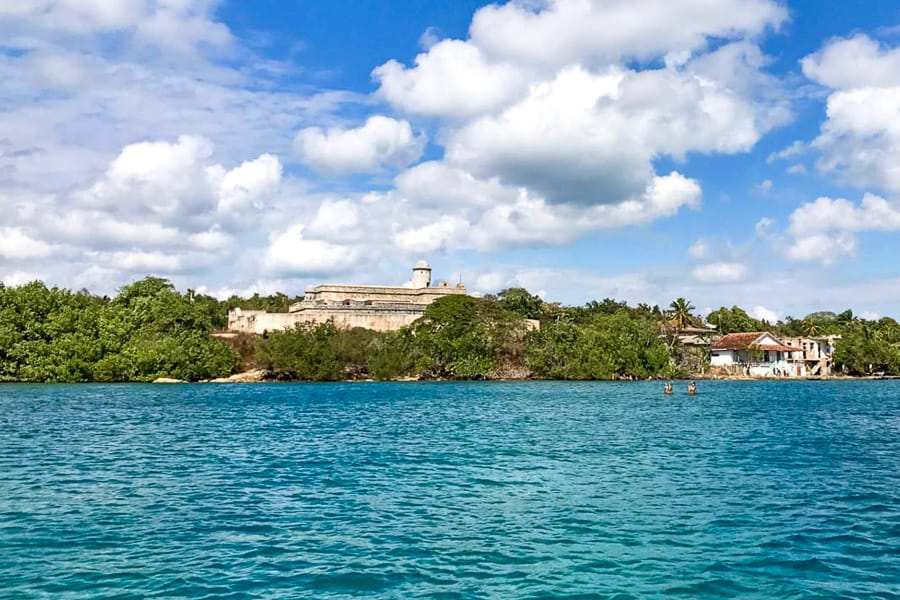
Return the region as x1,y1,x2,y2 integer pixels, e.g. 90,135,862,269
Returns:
801,318,819,337
668,298,696,331
836,309,856,329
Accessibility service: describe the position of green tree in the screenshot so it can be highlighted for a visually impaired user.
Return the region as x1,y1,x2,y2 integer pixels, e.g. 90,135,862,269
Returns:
667,298,697,331
411,295,527,379
496,288,544,320
527,311,672,380
256,321,345,381
707,306,766,334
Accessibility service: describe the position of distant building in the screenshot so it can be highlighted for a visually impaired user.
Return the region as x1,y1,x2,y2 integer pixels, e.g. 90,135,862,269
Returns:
711,332,802,377
782,335,840,377
675,325,718,348
227,261,467,334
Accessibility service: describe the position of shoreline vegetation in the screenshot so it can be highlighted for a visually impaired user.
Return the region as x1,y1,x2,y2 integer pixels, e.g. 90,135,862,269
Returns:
2,276,900,384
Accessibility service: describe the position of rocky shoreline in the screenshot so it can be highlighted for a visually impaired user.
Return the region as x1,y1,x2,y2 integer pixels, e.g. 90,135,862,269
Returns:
149,371,899,384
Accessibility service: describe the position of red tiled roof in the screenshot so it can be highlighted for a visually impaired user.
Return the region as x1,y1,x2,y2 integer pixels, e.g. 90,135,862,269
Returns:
712,332,766,350
711,332,798,353
755,344,802,353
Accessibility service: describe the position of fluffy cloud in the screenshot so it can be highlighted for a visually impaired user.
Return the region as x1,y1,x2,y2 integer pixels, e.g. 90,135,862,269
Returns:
294,116,425,173
445,58,778,205
0,0,146,33
373,40,528,118
0,0,799,296
802,35,900,192
393,215,471,254
469,0,786,68
0,0,231,53
386,170,701,252
393,162,513,208
786,233,856,265
1,135,292,293
373,0,788,221
802,35,900,90
263,225,363,277
76,135,282,230
692,262,747,283
0,228,54,259
215,153,283,212
789,194,900,236
784,194,900,264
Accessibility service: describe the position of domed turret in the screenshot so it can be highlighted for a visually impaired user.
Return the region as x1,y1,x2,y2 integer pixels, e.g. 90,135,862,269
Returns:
411,260,432,288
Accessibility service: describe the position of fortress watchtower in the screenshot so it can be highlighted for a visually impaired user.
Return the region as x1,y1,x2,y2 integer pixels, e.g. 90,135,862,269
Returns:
227,260,467,334
412,260,432,289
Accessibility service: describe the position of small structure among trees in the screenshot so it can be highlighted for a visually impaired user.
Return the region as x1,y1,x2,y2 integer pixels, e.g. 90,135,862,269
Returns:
711,332,804,377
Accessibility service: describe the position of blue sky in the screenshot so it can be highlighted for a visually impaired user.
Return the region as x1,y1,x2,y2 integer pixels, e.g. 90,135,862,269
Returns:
2,1,900,322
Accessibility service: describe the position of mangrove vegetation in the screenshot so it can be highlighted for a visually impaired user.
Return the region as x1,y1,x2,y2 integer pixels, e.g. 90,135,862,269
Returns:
1,277,899,382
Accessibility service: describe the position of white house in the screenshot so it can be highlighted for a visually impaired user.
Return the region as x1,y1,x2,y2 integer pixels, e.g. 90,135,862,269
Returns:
711,332,802,377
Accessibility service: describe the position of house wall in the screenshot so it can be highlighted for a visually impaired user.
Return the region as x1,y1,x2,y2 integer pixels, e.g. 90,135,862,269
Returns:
711,350,736,366
755,333,783,347
711,348,808,377
748,361,800,377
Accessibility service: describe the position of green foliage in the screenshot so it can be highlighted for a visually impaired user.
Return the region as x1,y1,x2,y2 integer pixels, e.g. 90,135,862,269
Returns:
411,295,528,379
575,298,630,322
495,287,544,319
527,310,672,380
666,298,698,331
0,276,237,382
707,306,767,334
833,323,900,376
369,329,419,380
221,292,302,314
257,322,345,381
4,274,900,382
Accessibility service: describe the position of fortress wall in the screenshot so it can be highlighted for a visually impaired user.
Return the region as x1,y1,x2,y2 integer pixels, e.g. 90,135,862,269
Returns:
227,310,303,334
295,285,465,309
296,308,423,332
227,307,426,334
228,263,468,334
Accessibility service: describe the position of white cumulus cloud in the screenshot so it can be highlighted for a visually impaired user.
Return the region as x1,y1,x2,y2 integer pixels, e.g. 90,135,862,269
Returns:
783,193,900,265
469,0,786,68
295,116,425,173
802,35,900,193
264,225,363,277
0,227,54,259
373,40,528,118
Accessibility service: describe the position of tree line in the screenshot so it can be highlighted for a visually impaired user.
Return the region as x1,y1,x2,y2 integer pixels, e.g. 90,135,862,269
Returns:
1,277,898,382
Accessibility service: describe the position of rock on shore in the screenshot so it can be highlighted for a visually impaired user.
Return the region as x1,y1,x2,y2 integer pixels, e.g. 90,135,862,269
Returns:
209,369,269,383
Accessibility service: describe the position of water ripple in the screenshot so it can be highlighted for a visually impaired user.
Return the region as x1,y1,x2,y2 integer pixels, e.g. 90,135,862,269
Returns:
1,381,899,598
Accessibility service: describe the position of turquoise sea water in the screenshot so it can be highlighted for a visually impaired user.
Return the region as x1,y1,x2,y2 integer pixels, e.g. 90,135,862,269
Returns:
1,381,898,599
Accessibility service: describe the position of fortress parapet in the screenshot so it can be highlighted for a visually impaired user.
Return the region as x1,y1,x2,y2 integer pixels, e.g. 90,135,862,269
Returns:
228,261,466,334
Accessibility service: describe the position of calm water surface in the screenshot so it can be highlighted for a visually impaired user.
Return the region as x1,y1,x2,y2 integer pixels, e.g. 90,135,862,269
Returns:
1,381,898,598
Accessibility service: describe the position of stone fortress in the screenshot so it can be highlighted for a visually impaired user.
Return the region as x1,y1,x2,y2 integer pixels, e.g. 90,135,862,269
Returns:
227,261,467,334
